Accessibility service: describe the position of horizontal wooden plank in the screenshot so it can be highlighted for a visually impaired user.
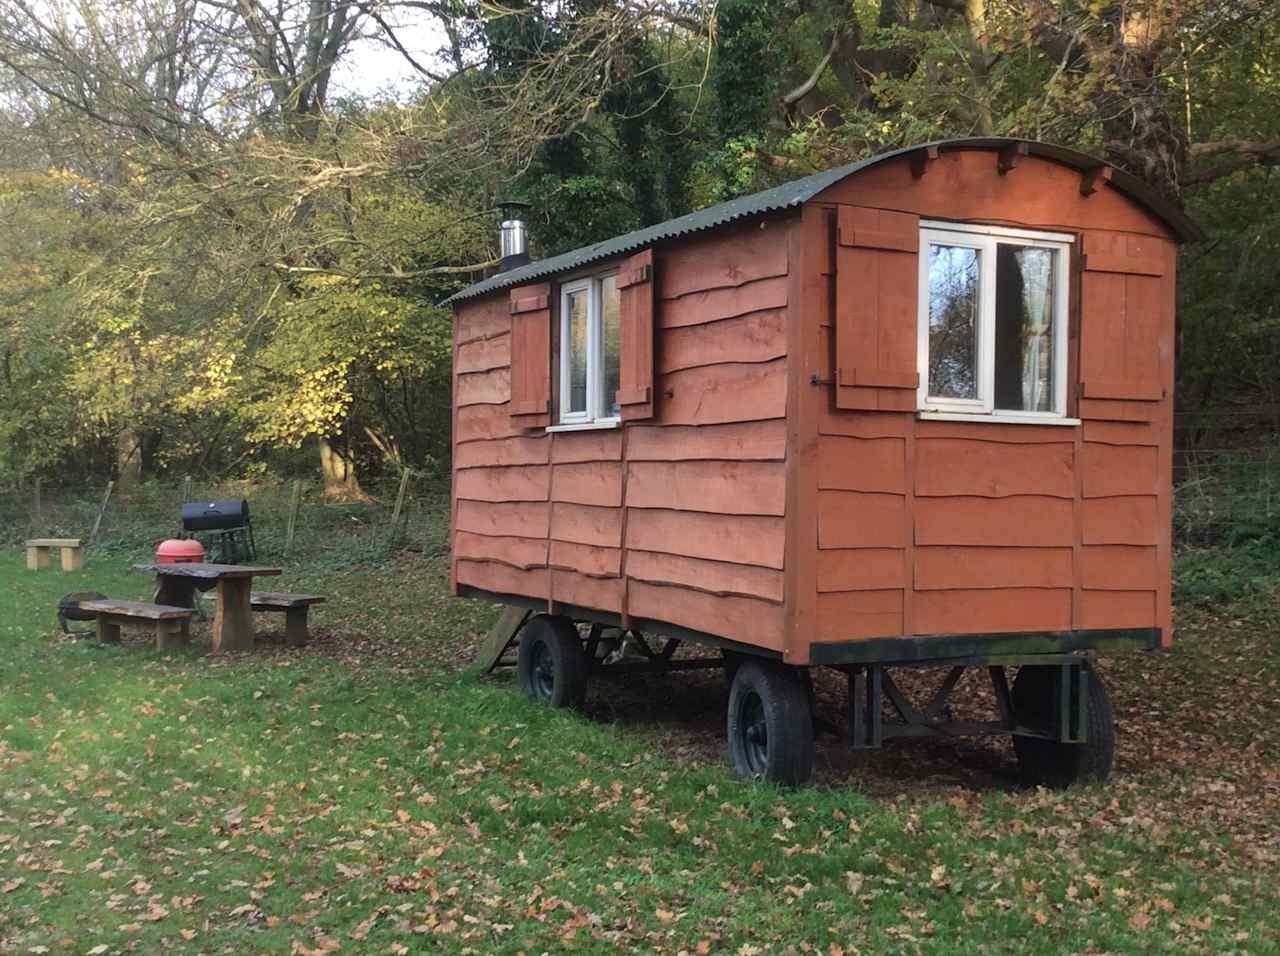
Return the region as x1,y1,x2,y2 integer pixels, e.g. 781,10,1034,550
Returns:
1081,496,1159,545
625,420,787,462
26,538,82,548
454,531,547,570
625,509,786,570
454,435,549,470
551,570,624,611
914,546,1073,590
1079,398,1157,423
628,581,784,650
816,589,903,642
455,403,526,443
550,502,623,548
455,332,510,374
550,429,623,463
625,460,786,516
548,540,621,578
817,491,906,550
1077,589,1157,628
551,461,623,508
1081,443,1160,498
249,592,325,608
818,405,910,439
914,496,1074,547
454,465,549,503
837,206,918,252
915,439,1074,499
1081,380,1163,402
817,435,906,493
658,360,787,426
661,279,789,329
1081,231,1166,276
1081,420,1158,446
79,600,194,620
626,550,785,602
456,559,547,599
914,588,1072,636
659,224,789,300
1080,546,1159,591
455,367,510,407
454,299,508,344
659,310,786,374
914,419,1081,444
455,499,549,539
816,549,905,593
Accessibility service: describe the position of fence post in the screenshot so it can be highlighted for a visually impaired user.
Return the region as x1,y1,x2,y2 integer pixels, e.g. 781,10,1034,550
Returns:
88,480,115,548
284,479,302,557
389,469,411,546
33,477,41,520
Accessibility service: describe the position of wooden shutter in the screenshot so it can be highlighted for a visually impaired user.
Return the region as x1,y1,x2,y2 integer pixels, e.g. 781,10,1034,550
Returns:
616,248,655,420
834,207,920,411
1079,232,1169,421
508,282,552,428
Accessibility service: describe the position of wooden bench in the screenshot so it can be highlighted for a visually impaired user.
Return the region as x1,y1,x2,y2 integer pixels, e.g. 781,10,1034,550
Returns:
78,600,195,650
252,593,324,646
26,538,84,572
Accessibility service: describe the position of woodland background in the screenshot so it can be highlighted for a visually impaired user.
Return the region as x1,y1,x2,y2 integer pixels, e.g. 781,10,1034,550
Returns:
0,0,1276,498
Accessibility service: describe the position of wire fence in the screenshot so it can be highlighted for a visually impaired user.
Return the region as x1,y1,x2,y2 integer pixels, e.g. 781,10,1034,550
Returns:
1,445,1277,562
0,474,452,565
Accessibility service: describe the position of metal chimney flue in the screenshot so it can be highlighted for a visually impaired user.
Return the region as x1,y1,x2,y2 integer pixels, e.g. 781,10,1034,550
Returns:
496,200,531,273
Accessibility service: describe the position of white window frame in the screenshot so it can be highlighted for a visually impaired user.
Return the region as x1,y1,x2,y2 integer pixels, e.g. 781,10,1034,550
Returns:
556,274,621,428
917,221,1073,421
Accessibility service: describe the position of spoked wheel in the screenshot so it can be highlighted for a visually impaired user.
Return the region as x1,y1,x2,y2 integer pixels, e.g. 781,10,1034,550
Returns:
1012,664,1115,789
516,615,587,709
726,661,814,786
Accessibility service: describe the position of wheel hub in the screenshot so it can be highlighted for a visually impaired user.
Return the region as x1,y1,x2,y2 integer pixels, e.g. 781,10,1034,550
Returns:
532,642,555,699
739,690,768,773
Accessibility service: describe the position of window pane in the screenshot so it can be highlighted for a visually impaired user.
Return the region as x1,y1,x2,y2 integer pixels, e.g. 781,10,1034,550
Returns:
601,275,621,417
994,245,1056,412
565,289,588,414
927,244,981,400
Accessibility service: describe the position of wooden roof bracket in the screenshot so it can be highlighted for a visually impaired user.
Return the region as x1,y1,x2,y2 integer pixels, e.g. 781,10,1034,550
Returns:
998,142,1029,175
909,145,940,178
1080,164,1113,197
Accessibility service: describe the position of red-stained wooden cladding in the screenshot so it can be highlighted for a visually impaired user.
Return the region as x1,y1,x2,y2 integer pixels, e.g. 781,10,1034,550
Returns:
454,465,549,503
659,310,786,373
626,550,784,602
454,531,547,570
658,360,787,426
626,460,786,517
455,367,509,406
915,588,1072,635
455,500,549,539
455,403,526,443
453,435,548,470
626,509,786,570
914,439,1073,498
549,541,621,578
616,248,656,419
659,222,788,300
628,581,785,650
817,436,906,493
455,333,510,374
816,549,905,593
626,420,787,462
661,279,788,329
551,461,623,508
817,590,903,641
507,282,552,426
550,503,623,548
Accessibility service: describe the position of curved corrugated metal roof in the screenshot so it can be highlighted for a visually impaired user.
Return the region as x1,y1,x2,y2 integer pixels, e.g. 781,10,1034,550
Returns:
443,137,1199,305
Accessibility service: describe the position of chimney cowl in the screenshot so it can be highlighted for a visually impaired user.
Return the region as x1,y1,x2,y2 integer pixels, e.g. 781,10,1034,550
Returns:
496,200,532,273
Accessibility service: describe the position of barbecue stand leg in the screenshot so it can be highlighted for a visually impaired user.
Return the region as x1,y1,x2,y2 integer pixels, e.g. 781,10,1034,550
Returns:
155,576,197,609
212,578,254,652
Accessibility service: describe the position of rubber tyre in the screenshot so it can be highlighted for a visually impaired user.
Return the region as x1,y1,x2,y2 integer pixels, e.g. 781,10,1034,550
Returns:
726,661,814,786
516,615,588,709
1012,665,1115,788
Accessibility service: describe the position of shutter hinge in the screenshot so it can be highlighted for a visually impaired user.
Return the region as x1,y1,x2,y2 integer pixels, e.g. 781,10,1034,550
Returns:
810,374,835,386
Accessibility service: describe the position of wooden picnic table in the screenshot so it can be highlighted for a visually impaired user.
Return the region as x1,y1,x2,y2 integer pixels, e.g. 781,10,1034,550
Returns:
130,562,282,653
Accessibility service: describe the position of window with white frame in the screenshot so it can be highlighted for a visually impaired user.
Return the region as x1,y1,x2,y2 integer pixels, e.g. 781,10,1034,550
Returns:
917,222,1072,418
559,274,621,425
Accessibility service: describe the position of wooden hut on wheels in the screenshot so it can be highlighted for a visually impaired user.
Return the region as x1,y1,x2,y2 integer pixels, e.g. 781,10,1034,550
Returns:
444,137,1198,788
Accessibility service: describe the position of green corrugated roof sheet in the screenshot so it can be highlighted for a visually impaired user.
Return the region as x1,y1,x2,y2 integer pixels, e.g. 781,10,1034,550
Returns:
442,138,1199,306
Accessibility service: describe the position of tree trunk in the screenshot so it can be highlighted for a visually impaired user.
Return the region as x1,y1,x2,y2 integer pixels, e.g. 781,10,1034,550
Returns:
117,428,142,493
319,436,364,498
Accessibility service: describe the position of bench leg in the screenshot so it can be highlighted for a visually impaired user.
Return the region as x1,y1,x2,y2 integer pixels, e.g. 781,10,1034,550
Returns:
26,546,49,571
213,578,254,653
284,607,309,647
61,547,84,572
96,615,121,643
155,619,190,651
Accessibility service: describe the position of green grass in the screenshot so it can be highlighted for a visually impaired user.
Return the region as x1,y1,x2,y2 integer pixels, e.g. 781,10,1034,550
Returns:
2,541,1278,954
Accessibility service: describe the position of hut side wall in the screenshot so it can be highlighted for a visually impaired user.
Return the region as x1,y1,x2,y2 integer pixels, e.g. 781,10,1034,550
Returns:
452,219,794,651
794,151,1175,663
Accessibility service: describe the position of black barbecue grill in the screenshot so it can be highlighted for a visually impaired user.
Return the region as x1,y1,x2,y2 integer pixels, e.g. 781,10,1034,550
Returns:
180,499,256,563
